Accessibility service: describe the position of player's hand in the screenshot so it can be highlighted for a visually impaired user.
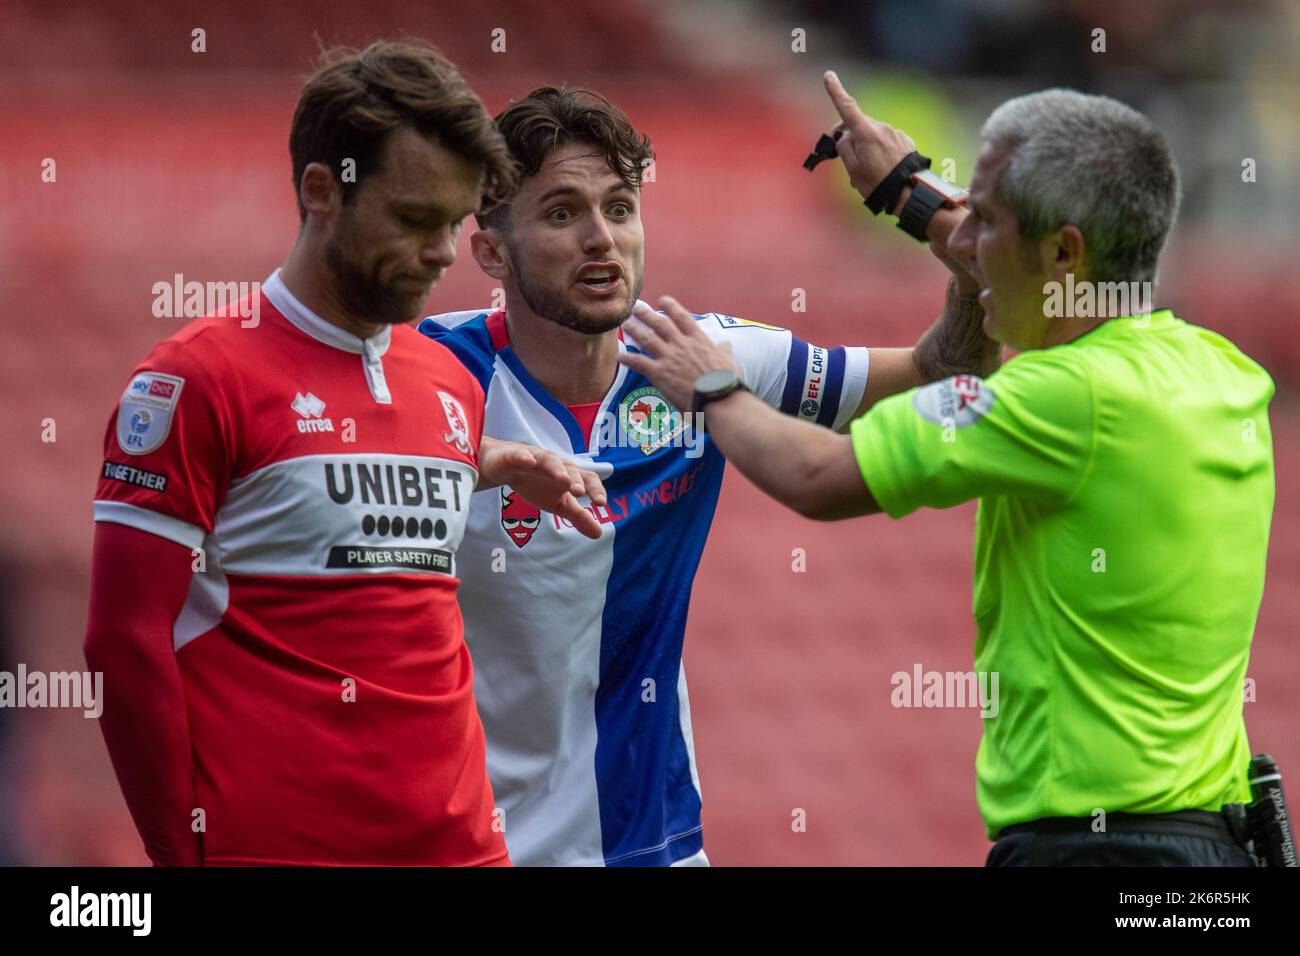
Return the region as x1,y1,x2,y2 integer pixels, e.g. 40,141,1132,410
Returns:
477,438,607,539
619,296,741,413
823,70,917,206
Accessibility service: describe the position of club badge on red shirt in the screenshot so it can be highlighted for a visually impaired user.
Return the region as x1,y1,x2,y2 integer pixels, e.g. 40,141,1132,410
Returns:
439,391,472,455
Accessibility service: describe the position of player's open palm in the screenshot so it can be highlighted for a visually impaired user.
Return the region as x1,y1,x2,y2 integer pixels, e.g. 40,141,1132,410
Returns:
478,438,607,539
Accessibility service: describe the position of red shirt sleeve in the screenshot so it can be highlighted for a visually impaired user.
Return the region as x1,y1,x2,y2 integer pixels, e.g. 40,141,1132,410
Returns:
94,335,234,546
88,333,235,865
84,522,203,866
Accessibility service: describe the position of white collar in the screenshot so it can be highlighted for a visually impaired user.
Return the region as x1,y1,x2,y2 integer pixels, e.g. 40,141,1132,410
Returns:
262,269,392,357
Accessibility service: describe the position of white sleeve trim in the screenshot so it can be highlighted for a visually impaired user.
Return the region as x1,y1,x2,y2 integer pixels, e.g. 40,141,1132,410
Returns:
93,500,206,550
695,313,792,409
833,347,871,430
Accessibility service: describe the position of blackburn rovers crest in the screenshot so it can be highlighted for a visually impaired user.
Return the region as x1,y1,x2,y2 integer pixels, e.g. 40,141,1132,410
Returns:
619,386,688,456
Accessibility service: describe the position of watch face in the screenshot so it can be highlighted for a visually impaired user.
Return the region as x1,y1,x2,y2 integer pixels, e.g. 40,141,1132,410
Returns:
696,369,739,394
914,169,969,206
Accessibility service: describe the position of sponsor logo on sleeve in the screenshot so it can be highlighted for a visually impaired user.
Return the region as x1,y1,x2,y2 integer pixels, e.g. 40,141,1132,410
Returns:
912,374,995,428
796,345,828,421
712,313,786,332
116,372,185,455
438,391,473,455
102,461,169,492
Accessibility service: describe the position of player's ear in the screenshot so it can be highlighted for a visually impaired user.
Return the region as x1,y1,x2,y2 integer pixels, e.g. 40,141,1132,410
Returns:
471,229,511,280
299,162,341,221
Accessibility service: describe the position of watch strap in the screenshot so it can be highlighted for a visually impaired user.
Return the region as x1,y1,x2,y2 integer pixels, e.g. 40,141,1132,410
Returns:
692,375,748,415
864,151,931,216
896,182,947,242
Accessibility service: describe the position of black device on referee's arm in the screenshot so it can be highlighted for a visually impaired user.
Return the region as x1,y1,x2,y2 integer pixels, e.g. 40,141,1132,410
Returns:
1246,753,1298,866
804,132,967,241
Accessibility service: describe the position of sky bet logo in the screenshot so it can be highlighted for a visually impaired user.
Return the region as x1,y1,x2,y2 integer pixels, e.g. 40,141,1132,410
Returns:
130,378,175,399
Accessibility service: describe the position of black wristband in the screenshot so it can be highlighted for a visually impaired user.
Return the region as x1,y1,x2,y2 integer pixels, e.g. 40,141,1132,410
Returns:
896,182,947,242
864,151,931,216
692,373,748,415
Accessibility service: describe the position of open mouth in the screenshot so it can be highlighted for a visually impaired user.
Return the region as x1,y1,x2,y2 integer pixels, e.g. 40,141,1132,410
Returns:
575,263,623,295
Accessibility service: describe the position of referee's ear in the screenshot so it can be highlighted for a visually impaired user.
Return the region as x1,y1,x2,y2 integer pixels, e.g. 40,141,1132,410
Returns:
1044,224,1087,282
470,228,511,281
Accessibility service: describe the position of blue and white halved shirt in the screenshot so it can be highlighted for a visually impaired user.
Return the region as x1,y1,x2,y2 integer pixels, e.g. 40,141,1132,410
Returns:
418,306,868,866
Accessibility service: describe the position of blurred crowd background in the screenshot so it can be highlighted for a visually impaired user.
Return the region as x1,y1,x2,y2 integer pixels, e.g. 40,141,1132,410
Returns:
1,0,1296,865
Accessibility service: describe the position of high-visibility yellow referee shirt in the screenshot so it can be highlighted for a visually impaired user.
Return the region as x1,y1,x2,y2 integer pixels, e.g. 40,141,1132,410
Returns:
850,309,1275,838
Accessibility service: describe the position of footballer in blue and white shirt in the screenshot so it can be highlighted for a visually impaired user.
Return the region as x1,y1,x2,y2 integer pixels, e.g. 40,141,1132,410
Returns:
416,86,986,866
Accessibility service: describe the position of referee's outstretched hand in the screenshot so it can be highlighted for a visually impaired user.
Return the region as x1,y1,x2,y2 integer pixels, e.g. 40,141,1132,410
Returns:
477,438,608,539
824,70,918,209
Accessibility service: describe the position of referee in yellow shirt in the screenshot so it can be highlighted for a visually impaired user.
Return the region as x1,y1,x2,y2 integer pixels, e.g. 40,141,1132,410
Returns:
621,78,1275,866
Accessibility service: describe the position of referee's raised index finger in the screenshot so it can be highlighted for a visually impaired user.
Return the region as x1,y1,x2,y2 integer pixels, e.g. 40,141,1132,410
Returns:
823,71,864,125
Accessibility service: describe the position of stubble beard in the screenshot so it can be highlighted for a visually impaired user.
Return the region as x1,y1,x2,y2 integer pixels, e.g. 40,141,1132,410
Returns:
512,246,644,336
324,233,425,327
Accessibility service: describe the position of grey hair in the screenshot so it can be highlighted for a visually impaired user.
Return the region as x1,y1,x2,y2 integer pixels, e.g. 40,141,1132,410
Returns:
980,89,1181,285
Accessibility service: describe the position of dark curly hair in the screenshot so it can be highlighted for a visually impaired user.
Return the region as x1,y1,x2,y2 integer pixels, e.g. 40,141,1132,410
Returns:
476,86,654,231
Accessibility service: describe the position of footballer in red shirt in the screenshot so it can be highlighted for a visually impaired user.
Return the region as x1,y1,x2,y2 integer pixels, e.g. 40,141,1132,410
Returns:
84,40,605,866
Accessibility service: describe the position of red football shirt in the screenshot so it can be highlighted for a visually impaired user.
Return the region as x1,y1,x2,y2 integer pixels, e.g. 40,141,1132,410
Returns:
93,271,507,866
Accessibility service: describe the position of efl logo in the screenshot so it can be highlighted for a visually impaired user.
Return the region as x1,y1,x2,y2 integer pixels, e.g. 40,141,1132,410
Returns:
116,372,184,456
798,345,827,421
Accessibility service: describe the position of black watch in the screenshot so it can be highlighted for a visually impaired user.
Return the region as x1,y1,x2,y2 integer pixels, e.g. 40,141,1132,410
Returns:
896,169,969,242
692,369,748,415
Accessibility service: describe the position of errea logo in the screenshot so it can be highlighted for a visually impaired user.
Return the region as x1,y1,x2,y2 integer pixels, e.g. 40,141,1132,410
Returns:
292,392,335,433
